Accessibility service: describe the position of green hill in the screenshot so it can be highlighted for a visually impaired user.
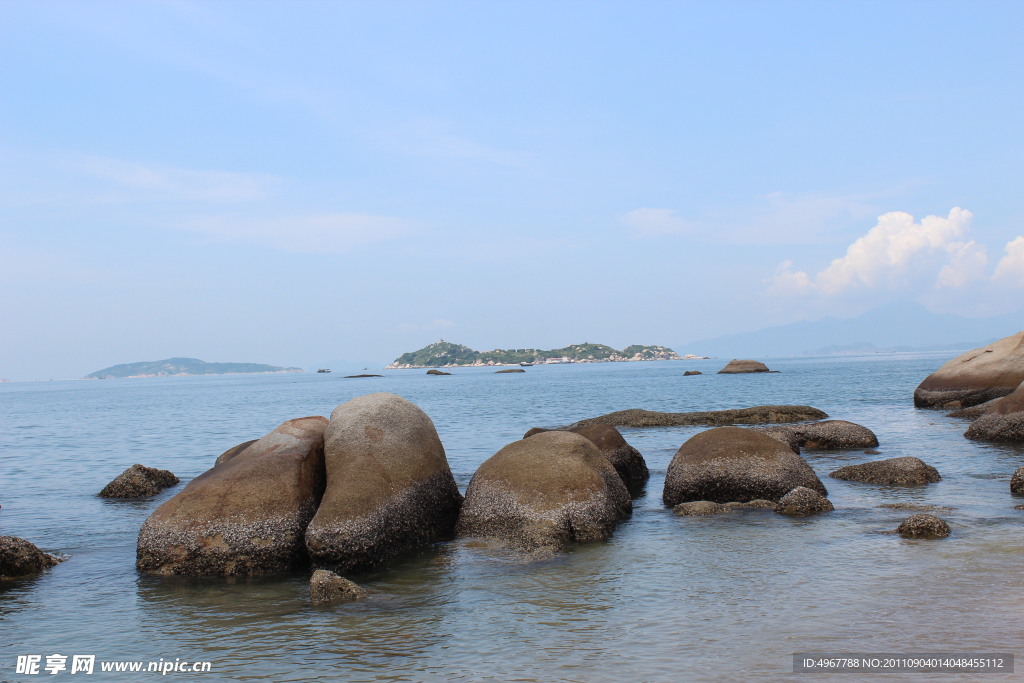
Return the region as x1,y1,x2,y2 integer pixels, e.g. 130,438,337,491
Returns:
85,357,303,379
387,341,679,368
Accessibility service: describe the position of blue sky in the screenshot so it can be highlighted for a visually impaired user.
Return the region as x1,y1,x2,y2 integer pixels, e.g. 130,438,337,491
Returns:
2,0,1022,380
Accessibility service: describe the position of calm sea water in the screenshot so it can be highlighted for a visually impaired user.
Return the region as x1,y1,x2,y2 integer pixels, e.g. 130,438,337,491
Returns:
2,355,1022,681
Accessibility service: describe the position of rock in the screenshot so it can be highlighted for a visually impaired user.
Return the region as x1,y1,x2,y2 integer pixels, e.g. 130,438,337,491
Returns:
878,503,956,512
1014,504,1024,511
896,514,950,539
214,439,258,467
914,332,1024,408
99,464,179,498
0,536,62,579
758,420,879,450
523,424,649,497
964,381,1024,442
829,457,940,486
305,393,462,574
426,369,451,375
864,449,880,455
345,374,383,378
683,370,702,376
1011,467,1024,496
663,427,827,507
724,499,778,510
776,486,833,516
947,401,998,419
456,431,631,552
569,405,828,429
673,501,729,516
718,359,772,374
495,368,526,374
136,416,328,576
310,569,367,605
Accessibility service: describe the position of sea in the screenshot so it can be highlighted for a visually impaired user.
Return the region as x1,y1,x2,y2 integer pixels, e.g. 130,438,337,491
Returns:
1,354,1022,681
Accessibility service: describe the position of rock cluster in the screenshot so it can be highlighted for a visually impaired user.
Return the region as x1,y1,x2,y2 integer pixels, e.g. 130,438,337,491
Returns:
830,457,940,486
523,424,649,496
914,332,1024,408
1,536,62,579
99,464,179,498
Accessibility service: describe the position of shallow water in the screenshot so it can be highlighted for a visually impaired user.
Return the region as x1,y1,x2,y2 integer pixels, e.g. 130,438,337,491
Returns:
1,355,1022,681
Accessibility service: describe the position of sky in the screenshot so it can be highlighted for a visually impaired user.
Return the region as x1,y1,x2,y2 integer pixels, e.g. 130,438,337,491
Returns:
1,0,1022,380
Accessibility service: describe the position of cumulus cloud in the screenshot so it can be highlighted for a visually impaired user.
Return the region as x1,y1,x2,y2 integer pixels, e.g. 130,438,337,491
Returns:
770,207,999,295
178,213,411,253
622,208,696,237
994,236,1024,286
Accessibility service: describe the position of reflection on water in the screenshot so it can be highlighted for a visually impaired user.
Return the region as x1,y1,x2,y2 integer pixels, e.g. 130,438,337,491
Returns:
1,355,1022,680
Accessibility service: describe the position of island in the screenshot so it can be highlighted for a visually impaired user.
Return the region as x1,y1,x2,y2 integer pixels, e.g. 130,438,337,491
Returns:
387,341,685,369
85,357,304,379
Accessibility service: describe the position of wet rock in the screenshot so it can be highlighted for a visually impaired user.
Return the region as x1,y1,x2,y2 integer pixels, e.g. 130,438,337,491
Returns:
0,536,62,579
717,359,772,374
456,431,631,552
663,426,827,507
914,332,1024,408
426,369,451,375
214,439,257,467
758,420,879,450
673,501,729,516
305,393,462,574
947,401,996,420
495,368,526,374
724,499,778,510
523,424,649,497
683,370,702,376
864,449,880,455
896,514,950,539
964,381,1024,442
776,486,833,516
99,464,179,498
1014,504,1024,511
569,405,828,429
137,416,328,576
310,569,367,605
345,374,383,378
829,457,940,486
878,503,956,512
1011,467,1024,496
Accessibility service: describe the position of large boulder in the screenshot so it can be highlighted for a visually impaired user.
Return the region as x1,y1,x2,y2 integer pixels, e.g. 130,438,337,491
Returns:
214,439,258,467
523,424,649,496
914,332,1024,408
964,381,1024,442
99,464,179,498
305,393,462,574
1,536,62,579
718,359,772,374
569,405,827,429
456,431,631,551
663,427,827,507
829,457,940,486
137,416,327,576
758,420,878,451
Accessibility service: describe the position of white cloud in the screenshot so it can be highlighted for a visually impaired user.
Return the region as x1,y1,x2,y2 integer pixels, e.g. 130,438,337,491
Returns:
622,208,695,238
178,213,411,253
770,207,994,295
994,236,1024,286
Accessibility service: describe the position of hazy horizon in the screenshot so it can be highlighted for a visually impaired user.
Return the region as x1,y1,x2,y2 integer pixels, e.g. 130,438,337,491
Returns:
3,2,1022,381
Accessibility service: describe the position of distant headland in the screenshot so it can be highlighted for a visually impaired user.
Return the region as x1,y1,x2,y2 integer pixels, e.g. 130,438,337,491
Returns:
387,341,701,369
85,357,303,379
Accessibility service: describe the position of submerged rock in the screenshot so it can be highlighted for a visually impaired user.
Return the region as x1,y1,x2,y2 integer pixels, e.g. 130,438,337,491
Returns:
717,359,772,374
683,370,702,376
0,536,62,579
878,503,956,512
345,374,383,378
758,420,879,451
523,424,649,497
426,369,451,375
829,457,940,486
673,501,729,516
1011,467,1024,496
495,368,526,374
137,416,327,576
570,405,828,429
310,569,367,605
776,486,833,516
896,514,950,539
99,464,179,498
914,332,1024,408
663,427,827,507
457,431,631,552
305,393,462,574
964,381,1024,442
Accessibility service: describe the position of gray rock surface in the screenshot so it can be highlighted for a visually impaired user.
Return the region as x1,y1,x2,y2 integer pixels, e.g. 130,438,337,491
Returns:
305,393,462,574
758,420,879,451
1,536,62,579
896,514,950,538
717,359,772,374
214,439,257,467
137,416,327,576
456,431,631,552
830,457,940,486
99,464,179,498
776,486,833,516
663,427,827,507
914,332,1024,408
523,424,649,497
569,405,828,429
310,569,367,604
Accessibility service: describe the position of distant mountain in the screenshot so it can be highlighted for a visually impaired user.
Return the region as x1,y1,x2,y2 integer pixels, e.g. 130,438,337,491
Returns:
683,302,1023,358
387,341,680,368
85,357,303,379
